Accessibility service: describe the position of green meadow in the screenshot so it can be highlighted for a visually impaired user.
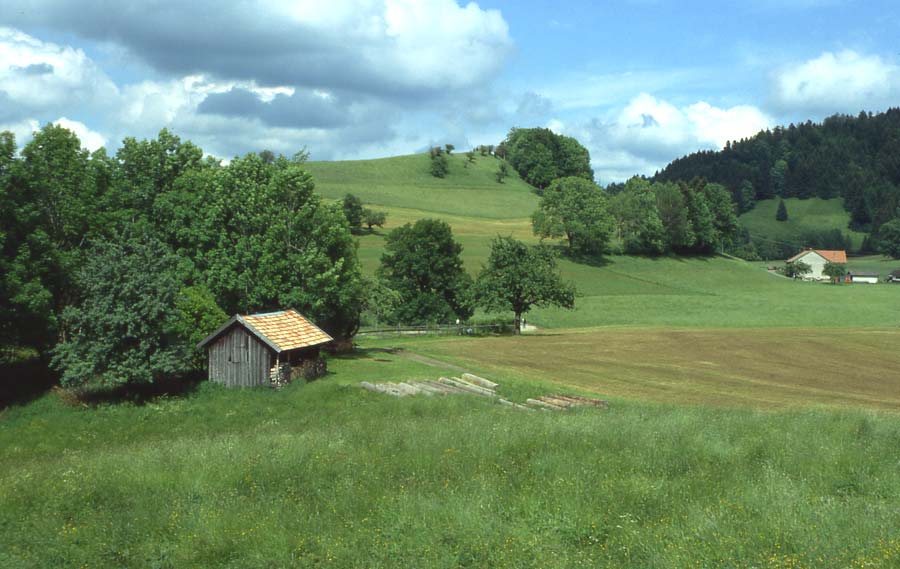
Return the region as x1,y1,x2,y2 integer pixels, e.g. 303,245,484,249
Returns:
3,153,900,568
739,197,867,249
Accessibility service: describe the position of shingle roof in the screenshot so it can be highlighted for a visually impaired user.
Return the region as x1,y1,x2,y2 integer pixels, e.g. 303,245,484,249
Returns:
786,249,848,264
197,309,333,352
243,309,333,352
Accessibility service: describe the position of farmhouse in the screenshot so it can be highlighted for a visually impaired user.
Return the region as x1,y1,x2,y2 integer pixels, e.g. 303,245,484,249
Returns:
786,249,847,280
847,271,879,284
198,309,332,388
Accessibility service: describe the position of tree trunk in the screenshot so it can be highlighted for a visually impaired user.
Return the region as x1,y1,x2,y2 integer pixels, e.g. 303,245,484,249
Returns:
515,312,522,335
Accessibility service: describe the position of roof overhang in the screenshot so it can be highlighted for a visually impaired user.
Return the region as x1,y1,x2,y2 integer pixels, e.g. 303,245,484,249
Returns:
196,310,333,353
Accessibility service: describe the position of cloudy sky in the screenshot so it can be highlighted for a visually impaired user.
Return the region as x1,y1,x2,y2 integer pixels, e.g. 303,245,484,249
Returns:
1,0,898,183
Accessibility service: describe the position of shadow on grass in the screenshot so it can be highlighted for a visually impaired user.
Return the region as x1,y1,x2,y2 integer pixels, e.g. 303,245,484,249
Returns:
0,358,58,410
58,372,206,407
335,347,401,361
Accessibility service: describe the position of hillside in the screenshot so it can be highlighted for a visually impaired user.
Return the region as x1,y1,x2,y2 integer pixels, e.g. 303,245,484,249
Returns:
655,108,900,234
739,197,867,254
305,154,900,330
306,153,539,219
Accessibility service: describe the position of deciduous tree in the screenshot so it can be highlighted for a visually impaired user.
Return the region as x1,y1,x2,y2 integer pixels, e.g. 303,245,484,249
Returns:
342,193,364,233
51,234,192,386
378,219,473,324
878,218,900,259
532,176,614,255
822,261,847,283
475,237,575,334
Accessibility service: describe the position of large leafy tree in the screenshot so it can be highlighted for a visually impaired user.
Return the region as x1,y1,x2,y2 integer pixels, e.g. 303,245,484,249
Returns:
475,237,575,334
502,127,593,190
378,219,473,324
532,176,614,255
610,177,666,255
878,218,900,259
822,261,847,283
200,155,365,342
342,193,364,234
51,234,192,386
1,125,107,353
679,180,719,253
654,182,695,251
702,182,740,248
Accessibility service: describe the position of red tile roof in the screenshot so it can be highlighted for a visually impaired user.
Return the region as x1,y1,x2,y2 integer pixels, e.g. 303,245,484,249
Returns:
786,249,847,264
242,309,333,352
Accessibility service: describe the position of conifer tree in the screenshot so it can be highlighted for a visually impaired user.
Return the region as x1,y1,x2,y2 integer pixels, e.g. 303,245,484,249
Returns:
776,199,788,222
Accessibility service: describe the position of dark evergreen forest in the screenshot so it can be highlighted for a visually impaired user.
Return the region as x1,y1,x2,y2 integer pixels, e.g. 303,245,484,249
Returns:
654,108,900,233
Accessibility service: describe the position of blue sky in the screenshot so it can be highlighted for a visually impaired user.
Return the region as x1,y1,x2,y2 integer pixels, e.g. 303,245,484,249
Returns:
1,0,898,183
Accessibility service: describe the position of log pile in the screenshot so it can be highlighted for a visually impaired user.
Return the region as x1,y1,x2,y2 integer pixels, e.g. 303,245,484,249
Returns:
360,373,608,411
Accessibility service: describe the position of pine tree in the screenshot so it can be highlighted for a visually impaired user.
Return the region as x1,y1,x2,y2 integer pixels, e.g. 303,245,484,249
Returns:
776,199,788,222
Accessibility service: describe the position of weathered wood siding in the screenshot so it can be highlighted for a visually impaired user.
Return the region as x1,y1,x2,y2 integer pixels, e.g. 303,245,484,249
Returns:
208,326,274,387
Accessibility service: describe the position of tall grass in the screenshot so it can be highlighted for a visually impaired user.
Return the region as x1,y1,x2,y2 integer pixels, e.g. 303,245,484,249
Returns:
2,352,900,567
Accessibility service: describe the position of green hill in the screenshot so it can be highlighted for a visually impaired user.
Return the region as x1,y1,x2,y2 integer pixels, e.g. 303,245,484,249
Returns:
740,197,867,252
306,153,539,219
306,154,898,330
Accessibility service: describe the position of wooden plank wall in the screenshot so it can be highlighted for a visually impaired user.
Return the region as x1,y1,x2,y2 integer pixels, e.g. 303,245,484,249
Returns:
208,326,274,387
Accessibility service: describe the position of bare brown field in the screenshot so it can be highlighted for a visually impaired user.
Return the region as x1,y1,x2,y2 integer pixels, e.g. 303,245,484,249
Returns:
411,327,900,410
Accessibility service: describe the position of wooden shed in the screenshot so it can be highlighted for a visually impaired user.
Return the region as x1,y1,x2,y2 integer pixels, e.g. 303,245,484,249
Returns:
198,309,333,388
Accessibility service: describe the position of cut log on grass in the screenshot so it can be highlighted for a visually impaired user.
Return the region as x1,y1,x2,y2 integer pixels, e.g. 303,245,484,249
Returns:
421,380,457,394
374,386,403,397
440,377,496,397
540,396,574,408
461,373,499,390
360,382,379,393
499,398,534,411
450,377,497,396
526,398,564,410
397,382,425,396
551,394,609,408
414,382,447,395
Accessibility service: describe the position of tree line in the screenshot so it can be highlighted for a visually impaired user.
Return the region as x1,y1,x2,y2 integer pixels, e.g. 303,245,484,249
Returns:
0,126,367,384
0,125,577,386
652,108,900,256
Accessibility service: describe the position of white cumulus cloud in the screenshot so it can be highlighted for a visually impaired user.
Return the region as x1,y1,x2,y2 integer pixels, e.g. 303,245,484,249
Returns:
0,27,118,118
771,50,900,114
574,93,773,183
53,117,106,151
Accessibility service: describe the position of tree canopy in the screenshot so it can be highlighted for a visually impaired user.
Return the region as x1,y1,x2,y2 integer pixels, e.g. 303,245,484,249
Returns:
501,127,593,190
475,237,575,334
1,125,365,383
51,235,193,386
377,219,473,324
655,109,900,236
532,176,614,255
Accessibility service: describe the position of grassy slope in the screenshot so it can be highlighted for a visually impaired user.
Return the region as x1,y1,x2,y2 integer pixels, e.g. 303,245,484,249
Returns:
306,153,539,219
2,356,900,568
739,197,867,249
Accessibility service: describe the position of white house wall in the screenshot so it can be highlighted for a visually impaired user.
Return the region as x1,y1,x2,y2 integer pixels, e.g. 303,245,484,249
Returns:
798,252,829,280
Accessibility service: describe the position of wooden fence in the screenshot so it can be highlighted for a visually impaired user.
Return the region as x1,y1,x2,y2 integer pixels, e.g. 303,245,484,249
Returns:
356,322,513,337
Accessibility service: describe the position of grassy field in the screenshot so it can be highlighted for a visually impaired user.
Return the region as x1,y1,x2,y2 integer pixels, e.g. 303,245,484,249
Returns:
389,328,900,410
739,197,867,250
306,153,539,220
3,353,900,568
